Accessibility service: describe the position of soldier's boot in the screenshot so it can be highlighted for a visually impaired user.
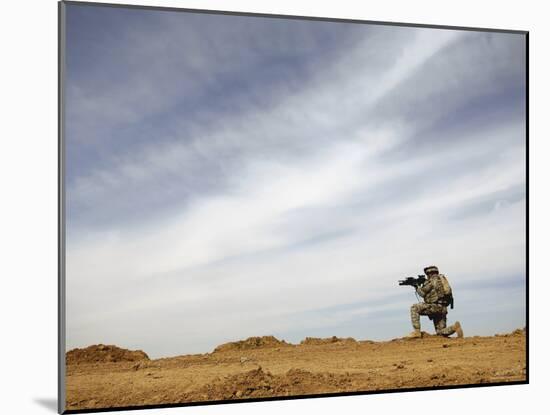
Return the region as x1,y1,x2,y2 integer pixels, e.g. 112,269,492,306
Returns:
453,321,464,338
405,329,422,339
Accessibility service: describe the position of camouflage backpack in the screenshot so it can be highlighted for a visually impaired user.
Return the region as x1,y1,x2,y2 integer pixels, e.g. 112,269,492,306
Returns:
436,274,454,309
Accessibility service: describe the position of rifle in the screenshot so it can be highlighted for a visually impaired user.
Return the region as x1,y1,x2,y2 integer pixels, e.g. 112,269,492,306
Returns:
398,275,426,288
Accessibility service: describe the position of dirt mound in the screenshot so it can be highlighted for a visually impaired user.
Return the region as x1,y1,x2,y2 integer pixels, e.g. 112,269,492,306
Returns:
66,344,149,364
300,336,357,346
66,329,527,410
496,328,526,337
188,367,357,401
213,336,290,352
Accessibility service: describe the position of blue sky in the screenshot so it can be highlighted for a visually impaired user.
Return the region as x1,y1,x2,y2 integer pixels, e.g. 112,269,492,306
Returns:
64,4,526,358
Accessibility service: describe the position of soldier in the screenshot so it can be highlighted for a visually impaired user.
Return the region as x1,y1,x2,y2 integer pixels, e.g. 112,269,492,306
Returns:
407,265,463,339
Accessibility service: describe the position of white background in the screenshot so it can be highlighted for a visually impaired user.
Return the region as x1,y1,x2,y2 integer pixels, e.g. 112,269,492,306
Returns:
0,0,544,414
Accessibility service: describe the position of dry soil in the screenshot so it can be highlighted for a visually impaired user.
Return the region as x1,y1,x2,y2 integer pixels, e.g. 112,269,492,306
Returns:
65,329,526,411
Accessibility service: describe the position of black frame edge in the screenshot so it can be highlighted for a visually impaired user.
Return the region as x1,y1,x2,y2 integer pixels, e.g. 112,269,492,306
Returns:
524,31,529,385
63,380,528,414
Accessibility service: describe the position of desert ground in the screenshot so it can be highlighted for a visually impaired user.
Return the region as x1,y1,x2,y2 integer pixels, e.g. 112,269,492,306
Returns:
65,329,526,411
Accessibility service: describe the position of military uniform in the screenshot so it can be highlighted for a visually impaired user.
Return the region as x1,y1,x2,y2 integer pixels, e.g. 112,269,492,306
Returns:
409,266,462,338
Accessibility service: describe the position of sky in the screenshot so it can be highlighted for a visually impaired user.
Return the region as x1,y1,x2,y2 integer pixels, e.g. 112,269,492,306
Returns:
64,3,527,358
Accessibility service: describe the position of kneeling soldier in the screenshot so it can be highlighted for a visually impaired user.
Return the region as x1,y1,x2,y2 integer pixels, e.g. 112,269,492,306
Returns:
407,265,463,339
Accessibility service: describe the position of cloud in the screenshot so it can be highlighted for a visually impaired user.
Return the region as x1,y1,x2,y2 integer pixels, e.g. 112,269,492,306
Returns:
64,4,526,357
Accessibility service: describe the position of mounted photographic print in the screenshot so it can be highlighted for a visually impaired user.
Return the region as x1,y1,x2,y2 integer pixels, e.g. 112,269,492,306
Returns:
58,1,528,413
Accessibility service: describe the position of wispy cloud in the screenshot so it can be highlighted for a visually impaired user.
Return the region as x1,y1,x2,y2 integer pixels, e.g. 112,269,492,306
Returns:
65,4,526,357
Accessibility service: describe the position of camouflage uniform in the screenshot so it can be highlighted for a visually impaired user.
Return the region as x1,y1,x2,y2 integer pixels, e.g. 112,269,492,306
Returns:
410,274,457,336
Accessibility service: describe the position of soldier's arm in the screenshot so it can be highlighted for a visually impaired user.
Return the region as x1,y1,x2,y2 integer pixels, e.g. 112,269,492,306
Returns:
416,279,434,297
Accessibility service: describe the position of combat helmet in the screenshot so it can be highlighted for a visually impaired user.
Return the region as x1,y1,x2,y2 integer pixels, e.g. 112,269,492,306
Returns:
424,265,439,275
